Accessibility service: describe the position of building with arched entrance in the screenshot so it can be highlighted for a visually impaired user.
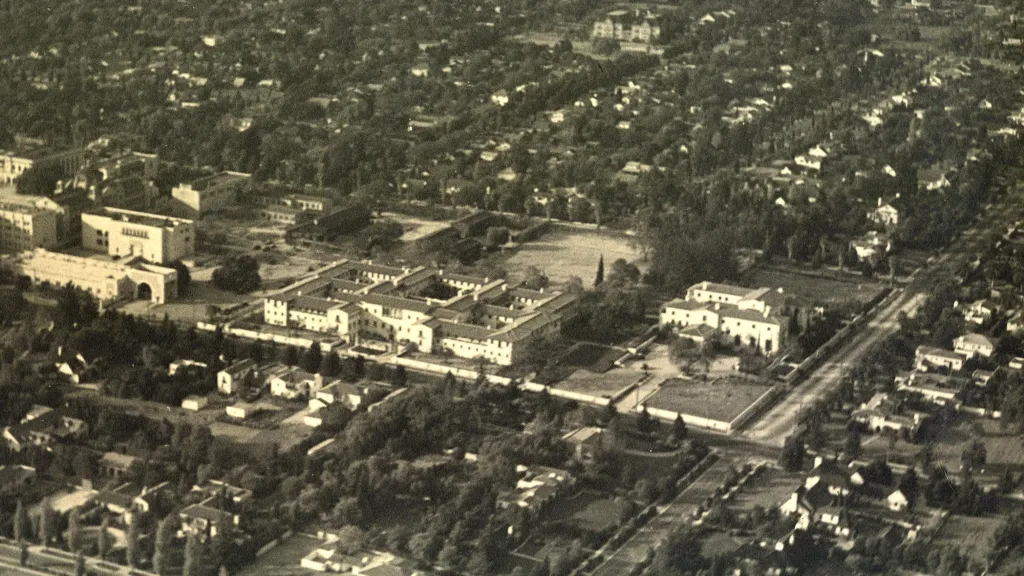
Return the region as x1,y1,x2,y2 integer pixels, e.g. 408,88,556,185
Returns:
8,248,178,304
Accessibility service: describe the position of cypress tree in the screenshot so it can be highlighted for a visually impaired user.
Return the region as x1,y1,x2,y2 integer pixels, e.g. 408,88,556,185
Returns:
594,255,605,286
13,499,27,543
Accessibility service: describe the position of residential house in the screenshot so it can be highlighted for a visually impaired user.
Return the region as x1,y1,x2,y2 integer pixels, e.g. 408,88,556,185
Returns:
869,198,900,227
914,345,966,372
181,395,209,411
217,359,260,395
1007,310,1024,334
301,538,425,575
954,333,996,359
895,371,965,406
850,231,891,261
99,452,140,479
852,393,926,434
0,465,36,494
562,426,604,461
3,406,87,452
962,299,998,326
55,352,99,384
225,403,259,420
269,366,317,400
179,503,239,540
497,465,576,517
887,489,909,512
169,359,207,376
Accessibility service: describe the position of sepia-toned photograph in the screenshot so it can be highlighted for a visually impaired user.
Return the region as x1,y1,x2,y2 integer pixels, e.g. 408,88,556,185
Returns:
0,0,1023,574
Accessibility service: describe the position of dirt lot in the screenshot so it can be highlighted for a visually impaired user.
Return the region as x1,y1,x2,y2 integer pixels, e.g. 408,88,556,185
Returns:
645,377,772,424
502,225,643,287
747,265,888,307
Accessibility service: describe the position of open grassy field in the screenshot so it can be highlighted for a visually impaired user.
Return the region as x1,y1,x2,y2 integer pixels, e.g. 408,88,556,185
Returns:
747,265,888,307
558,342,623,373
553,367,644,399
931,514,1002,565
645,377,772,424
502,225,642,286
722,465,803,514
235,532,321,576
543,490,622,534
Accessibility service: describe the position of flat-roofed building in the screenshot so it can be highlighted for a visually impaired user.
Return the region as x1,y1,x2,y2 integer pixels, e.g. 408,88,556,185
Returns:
171,171,249,215
0,203,58,253
0,146,84,186
81,207,194,264
11,249,178,303
282,194,332,212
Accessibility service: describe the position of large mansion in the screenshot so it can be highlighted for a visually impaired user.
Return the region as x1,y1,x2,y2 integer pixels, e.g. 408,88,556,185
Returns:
659,281,790,354
263,260,576,366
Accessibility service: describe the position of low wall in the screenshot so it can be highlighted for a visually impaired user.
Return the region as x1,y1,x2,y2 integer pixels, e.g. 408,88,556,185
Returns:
198,321,338,352
642,405,731,433
728,385,785,431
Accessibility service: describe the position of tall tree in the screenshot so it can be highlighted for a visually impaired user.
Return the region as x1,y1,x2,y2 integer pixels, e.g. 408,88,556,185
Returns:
299,343,322,373
38,497,52,547
74,551,86,576
126,513,141,567
183,531,201,576
153,515,177,576
13,499,27,543
67,506,82,551
97,517,111,559
594,255,604,287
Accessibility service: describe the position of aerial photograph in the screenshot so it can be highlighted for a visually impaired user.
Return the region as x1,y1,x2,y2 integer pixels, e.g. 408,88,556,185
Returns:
0,0,1022,574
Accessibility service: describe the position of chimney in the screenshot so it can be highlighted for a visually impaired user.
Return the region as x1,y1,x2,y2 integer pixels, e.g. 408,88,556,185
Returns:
877,197,882,207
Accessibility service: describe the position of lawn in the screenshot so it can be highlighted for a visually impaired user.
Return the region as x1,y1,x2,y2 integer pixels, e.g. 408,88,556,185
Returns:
553,368,645,399
544,490,623,534
645,377,773,424
557,342,624,373
722,466,803,515
746,265,887,307
930,515,1003,565
235,532,322,576
502,225,642,287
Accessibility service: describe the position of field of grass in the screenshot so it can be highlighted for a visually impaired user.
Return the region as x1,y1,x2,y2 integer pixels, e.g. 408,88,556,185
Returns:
931,515,1002,565
747,265,887,307
235,533,321,576
558,342,623,373
502,225,642,286
554,368,644,399
645,377,772,424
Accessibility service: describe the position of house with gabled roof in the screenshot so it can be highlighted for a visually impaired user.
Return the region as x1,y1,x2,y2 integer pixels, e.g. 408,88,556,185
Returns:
914,345,966,372
3,406,87,452
954,333,996,359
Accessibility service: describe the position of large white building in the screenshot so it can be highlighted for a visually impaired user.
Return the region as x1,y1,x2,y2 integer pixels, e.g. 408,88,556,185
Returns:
9,249,178,304
81,207,194,264
659,281,789,354
261,260,576,366
171,171,249,215
592,10,662,43
0,203,58,253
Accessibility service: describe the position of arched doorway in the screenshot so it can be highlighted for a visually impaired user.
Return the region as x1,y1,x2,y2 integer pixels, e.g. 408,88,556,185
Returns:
137,283,153,301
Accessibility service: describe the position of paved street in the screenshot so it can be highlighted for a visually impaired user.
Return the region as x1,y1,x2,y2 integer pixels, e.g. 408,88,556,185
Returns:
743,289,927,446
